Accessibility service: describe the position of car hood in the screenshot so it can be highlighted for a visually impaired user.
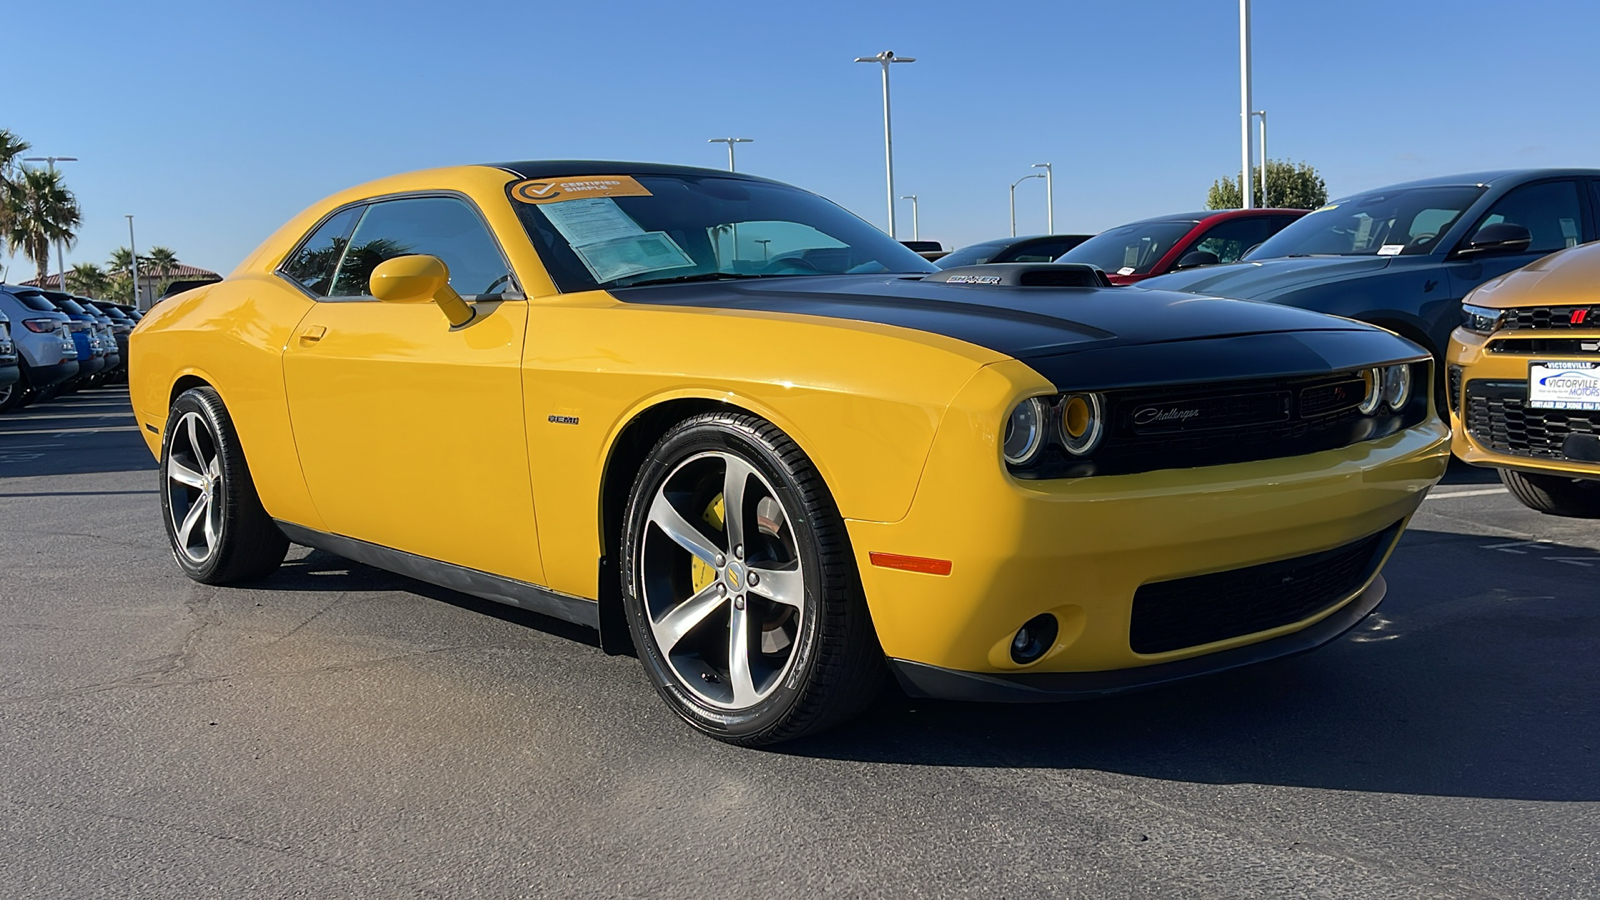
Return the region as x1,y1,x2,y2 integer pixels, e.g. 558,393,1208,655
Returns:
1138,255,1395,299
616,273,1423,389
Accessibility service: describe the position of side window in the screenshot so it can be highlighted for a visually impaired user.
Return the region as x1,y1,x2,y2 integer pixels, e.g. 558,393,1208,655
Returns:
279,206,363,296
1468,181,1582,254
329,197,515,299
1190,217,1274,264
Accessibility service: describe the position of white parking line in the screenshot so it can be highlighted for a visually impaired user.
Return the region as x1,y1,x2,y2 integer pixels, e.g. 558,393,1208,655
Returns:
1425,487,1508,500
0,426,141,435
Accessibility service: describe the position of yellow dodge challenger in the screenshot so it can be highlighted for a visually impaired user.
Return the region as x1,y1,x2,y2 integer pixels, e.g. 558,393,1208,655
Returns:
130,162,1449,745
1449,240,1600,515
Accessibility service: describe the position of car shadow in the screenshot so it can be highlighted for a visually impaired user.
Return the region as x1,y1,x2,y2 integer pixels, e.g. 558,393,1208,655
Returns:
775,527,1600,803
251,548,601,648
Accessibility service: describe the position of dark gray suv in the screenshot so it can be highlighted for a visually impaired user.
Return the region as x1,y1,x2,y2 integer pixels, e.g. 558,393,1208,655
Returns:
1140,169,1600,395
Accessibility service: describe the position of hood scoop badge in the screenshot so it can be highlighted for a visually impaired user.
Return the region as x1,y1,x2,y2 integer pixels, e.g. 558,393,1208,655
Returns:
922,263,1113,289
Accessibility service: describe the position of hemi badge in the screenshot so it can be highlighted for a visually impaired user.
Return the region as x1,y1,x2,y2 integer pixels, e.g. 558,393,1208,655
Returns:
547,415,579,425
869,552,953,576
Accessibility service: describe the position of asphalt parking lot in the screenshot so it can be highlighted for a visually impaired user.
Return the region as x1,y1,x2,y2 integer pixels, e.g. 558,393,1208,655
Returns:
2,387,1598,899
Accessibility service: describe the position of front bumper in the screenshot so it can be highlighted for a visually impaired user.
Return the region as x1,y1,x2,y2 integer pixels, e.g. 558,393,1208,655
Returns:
893,575,1386,701
1448,326,1600,479
846,360,1449,690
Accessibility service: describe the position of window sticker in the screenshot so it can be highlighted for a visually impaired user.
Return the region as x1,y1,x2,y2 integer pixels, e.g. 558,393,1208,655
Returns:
540,198,646,246
1377,244,1406,256
511,176,652,205
1561,218,1579,249
573,232,695,283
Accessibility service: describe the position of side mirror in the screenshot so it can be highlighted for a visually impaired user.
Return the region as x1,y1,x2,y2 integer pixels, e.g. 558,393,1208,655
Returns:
1458,222,1532,258
1174,250,1219,271
369,255,475,327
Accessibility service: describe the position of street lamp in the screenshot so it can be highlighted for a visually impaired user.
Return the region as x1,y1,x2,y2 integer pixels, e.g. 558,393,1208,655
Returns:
900,194,919,241
23,155,78,291
1009,174,1044,238
854,50,916,237
1238,0,1254,209
1252,110,1268,207
1032,163,1054,233
707,137,753,172
126,215,141,310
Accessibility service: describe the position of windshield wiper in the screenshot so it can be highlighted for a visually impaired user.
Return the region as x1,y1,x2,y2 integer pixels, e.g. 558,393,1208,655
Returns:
618,272,803,288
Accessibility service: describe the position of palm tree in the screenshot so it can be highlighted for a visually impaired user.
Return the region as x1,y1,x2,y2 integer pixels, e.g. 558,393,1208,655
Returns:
106,247,141,302
146,246,180,294
0,129,32,258
5,167,81,284
68,262,110,296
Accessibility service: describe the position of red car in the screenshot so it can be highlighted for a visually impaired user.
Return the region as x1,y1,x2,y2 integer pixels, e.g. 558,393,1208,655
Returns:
1059,208,1306,285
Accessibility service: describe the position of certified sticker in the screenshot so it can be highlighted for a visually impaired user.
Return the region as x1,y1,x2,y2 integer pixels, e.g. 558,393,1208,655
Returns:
1529,360,1600,410
511,176,652,204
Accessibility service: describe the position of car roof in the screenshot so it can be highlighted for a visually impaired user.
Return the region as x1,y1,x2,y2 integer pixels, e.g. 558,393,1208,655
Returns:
1112,209,1300,227
1346,168,1600,193
484,160,791,188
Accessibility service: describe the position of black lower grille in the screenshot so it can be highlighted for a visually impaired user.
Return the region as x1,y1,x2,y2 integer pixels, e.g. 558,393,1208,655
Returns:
1447,365,1462,414
1129,524,1398,655
1466,381,1600,459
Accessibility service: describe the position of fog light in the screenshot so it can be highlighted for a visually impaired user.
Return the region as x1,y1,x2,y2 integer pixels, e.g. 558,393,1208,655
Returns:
1009,613,1059,665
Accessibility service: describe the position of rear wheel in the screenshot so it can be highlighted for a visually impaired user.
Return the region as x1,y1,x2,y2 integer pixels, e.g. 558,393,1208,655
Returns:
161,387,289,584
621,412,883,746
1499,468,1600,518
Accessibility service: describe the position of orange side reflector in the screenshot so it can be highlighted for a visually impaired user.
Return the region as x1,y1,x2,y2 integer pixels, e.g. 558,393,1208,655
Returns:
869,552,953,576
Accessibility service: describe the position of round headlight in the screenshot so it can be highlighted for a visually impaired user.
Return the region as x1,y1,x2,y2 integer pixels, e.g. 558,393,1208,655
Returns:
1057,392,1104,456
1358,367,1383,415
1003,397,1046,465
1383,364,1412,411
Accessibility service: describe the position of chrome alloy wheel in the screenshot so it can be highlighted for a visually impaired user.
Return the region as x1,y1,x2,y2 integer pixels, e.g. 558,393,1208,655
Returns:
165,411,224,564
640,451,807,709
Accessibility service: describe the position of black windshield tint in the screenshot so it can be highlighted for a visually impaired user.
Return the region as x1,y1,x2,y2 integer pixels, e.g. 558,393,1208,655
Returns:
1249,186,1486,258
1058,221,1197,275
514,174,935,292
11,291,57,312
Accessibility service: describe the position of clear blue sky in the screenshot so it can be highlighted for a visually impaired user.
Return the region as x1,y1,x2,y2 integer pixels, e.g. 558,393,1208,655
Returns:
7,0,1598,281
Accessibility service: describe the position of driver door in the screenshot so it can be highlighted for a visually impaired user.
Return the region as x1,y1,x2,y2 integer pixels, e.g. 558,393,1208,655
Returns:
281,195,544,585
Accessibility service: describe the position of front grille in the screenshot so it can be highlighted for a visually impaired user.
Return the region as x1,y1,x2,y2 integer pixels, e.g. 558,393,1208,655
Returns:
1020,364,1428,479
1129,524,1398,655
1489,337,1600,356
1466,381,1600,459
1505,306,1598,330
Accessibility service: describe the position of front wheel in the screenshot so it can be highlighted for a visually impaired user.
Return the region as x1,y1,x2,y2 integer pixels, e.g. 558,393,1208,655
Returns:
1499,468,1600,518
621,412,882,746
161,387,289,584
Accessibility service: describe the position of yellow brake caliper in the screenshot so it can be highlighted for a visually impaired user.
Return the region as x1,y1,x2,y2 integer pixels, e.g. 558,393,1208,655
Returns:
689,494,726,594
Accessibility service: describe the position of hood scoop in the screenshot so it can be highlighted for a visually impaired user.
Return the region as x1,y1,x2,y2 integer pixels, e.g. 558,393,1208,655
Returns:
922,263,1113,289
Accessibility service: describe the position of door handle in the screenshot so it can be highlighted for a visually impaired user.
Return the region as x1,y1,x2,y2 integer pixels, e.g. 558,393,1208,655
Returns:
299,325,327,343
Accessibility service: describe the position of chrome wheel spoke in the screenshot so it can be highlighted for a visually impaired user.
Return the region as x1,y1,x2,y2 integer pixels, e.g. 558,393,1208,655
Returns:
186,414,206,468
168,460,207,490
651,583,726,656
748,564,804,609
722,456,754,556
647,493,721,566
727,600,759,707
178,493,210,549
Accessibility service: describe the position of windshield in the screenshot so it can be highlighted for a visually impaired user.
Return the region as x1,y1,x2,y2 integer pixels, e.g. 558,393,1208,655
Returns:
1058,221,1197,275
1248,186,1485,258
935,240,1012,269
513,174,936,291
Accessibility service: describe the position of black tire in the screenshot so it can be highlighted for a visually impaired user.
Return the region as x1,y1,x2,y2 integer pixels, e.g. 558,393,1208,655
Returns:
1498,468,1600,518
160,387,289,584
621,411,883,746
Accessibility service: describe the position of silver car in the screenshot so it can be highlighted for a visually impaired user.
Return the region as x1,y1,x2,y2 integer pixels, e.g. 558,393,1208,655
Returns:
0,286,79,412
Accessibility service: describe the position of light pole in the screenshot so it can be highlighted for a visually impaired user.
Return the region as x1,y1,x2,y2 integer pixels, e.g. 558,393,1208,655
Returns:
1032,163,1054,233
126,215,141,310
707,137,752,172
854,50,916,237
1252,110,1268,207
1009,174,1044,238
900,195,920,241
23,155,78,291
1238,0,1254,209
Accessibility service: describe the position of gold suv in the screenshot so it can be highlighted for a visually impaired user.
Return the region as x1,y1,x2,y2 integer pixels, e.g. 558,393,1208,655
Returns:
1449,241,1600,515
